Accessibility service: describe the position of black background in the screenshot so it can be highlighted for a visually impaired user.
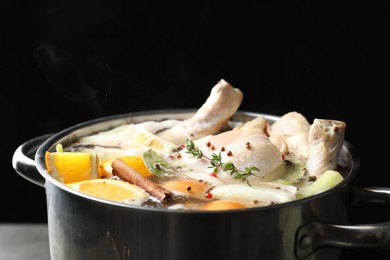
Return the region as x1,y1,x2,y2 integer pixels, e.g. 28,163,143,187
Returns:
1,1,389,259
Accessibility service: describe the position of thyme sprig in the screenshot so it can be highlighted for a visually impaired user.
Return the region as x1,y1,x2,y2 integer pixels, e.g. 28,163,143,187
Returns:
185,139,259,185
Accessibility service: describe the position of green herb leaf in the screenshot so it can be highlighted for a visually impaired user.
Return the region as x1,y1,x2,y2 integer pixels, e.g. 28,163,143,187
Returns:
143,149,172,178
185,138,260,185
186,139,203,158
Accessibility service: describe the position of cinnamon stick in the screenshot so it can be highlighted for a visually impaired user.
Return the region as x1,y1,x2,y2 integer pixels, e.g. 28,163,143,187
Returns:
112,158,173,202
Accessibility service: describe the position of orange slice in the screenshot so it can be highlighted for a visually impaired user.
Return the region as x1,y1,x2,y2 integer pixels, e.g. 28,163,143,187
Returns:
100,156,152,178
197,200,247,211
45,151,99,183
67,178,148,204
161,179,209,200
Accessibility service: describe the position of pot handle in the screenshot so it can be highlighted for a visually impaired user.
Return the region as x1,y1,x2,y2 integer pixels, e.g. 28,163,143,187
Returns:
296,186,390,259
12,134,52,188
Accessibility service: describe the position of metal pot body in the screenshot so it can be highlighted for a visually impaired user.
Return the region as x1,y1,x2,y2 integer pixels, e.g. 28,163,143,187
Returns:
45,178,346,260
14,110,390,260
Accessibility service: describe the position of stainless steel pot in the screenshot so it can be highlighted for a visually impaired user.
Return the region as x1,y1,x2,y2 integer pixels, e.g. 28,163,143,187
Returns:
12,110,390,260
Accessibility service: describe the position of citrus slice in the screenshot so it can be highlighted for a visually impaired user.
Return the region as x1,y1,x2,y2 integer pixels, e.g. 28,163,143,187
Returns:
130,129,177,152
100,156,152,178
45,151,99,183
67,178,148,204
196,200,247,211
132,130,165,149
161,179,210,200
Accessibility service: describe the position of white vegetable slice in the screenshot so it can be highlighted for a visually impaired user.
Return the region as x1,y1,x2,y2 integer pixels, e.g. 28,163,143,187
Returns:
210,183,297,205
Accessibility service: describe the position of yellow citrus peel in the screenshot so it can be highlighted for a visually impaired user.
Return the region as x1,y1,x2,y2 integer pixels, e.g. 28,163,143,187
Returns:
45,151,99,183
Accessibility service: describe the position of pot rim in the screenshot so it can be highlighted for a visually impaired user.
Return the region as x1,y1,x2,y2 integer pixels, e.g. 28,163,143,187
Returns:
35,109,360,214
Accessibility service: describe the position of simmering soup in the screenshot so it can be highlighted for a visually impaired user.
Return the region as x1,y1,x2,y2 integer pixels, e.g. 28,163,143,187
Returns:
45,79,348,210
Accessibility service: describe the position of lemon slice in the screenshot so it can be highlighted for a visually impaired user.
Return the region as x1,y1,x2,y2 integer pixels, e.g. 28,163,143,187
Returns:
45,151,99,183
67,179,148,204
132,130,165,149
100,156,152,178
130,129,177,152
